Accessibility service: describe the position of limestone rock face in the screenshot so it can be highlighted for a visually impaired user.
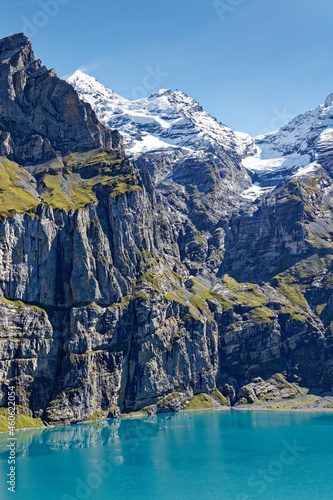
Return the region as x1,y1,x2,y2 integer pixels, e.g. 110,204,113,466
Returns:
0,34,333,425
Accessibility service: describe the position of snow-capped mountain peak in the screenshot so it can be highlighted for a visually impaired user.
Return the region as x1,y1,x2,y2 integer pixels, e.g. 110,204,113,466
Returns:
65,70,333,200
65,70,254,160
66,70,127,109
242,92,333,187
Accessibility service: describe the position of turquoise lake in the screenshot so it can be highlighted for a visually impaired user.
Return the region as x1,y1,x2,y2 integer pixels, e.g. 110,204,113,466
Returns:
0,411,333,499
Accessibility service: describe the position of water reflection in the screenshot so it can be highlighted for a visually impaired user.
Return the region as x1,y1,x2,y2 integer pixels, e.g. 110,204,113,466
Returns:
0,411,332,500
0,410,327,461
0,413,180,459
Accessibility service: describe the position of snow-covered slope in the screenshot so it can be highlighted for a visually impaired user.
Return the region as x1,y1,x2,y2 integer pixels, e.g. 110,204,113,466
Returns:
256,93,333,157
66,70,254,160
243,92,333,185
66,71,333,197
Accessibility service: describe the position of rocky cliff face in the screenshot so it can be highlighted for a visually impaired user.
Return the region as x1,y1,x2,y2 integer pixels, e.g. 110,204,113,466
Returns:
0,34,123,165
0,34,333,427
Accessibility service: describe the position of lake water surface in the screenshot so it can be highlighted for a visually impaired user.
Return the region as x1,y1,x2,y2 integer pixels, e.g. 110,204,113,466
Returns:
0,410,332,500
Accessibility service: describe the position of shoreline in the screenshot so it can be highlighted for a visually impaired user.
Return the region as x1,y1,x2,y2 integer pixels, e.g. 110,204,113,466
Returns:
231,406,333,413
1,403,333,435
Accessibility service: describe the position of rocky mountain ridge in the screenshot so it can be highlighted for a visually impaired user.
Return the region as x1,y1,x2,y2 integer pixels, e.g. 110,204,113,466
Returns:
0,34,123,166
0,34,332,428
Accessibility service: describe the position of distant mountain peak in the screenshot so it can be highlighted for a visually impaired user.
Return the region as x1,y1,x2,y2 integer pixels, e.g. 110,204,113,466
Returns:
66,70,126,104
66,69,333,197
148,88,171,98
67,69,100,84
65,70,253,161
325,93,333,108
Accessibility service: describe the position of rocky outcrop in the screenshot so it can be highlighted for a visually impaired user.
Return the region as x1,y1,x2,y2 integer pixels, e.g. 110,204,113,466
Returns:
236,374,302,405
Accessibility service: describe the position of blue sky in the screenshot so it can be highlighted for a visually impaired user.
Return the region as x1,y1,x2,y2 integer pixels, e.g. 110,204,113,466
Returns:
1,0,333,136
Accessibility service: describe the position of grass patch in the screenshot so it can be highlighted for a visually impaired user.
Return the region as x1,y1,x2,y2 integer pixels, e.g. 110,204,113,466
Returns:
0,157,39,218
164,290,201,321
112,295,130,309
222,275,267,307
110,183,141,198
64,149,125,170
190,294,208,313
278,305,307,322
211,389,228,406
158,392,182,406
135,292,149,300
124,410,148,418
322,275,333,290
315,303,326,316
0,297,26,309
138,270,164,291
70,182,97,208
0,149,142,217
249,306,275,323
291,255,327,281
275,280,309,311
83,410,108,422
42,174,76,211
0,297,46,314
0,407,44,432
189,279,233,313
183,393,213,410
164,289,187,305
195,234,205,244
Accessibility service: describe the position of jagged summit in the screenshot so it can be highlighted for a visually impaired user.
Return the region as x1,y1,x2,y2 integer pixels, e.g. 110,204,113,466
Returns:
67,71,333,183
66,69,127,105
0,32,34,63
0,34,123,164
0,32,30,48
147,88,204,113
0,33,42,82
149,88,171,97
